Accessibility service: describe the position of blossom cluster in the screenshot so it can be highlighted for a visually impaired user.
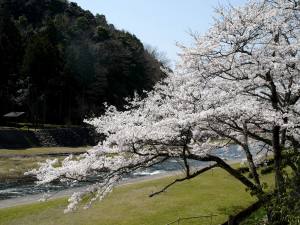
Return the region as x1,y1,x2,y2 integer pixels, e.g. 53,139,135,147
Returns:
28,0,300,211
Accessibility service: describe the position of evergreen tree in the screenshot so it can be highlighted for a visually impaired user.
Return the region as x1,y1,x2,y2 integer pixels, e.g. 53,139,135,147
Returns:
0,2,23,116
0,0,166,125
22,22,62,123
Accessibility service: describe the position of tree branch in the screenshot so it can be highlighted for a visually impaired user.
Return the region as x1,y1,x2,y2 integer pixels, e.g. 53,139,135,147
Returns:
188,154,263,194
149,163,218,197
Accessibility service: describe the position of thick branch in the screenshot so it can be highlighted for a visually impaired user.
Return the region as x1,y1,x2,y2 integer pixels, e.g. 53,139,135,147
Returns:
188,154,262,194
149,163,218,197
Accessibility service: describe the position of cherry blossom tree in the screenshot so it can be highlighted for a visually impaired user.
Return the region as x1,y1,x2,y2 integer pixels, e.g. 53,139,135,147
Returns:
28,71,264,212
28,0,300,214
178,0,300,194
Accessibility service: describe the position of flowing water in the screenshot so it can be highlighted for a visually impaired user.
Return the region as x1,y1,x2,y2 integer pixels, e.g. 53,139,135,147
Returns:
0,145,246,200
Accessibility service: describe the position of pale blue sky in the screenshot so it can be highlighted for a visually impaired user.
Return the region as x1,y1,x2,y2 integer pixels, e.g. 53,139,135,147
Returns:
72,0,247,66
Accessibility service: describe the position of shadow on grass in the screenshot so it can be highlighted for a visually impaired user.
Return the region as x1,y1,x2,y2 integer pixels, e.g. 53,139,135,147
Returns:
217,204,245,216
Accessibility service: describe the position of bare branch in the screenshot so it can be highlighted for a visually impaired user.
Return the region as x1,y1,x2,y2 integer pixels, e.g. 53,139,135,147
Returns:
149,164,218,197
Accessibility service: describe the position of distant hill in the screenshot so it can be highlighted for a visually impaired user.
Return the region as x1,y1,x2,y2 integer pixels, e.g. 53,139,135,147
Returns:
0,0,167,125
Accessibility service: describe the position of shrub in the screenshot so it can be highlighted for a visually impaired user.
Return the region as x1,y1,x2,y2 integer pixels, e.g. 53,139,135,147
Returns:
260,166,274,175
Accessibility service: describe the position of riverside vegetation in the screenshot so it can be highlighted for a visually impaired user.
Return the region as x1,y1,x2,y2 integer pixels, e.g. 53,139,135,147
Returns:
0,147,89,181
1,0,300,224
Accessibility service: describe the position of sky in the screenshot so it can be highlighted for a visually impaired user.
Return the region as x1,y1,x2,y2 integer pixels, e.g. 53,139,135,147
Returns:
72,0,248,66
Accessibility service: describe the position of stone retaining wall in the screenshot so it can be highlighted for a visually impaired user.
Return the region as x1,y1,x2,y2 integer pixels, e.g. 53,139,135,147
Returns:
0,127,102,149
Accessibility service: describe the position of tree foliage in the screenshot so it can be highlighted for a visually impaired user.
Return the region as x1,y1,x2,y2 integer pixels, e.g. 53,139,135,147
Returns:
29,0,300,223
0,2,23,117
0,0,166,124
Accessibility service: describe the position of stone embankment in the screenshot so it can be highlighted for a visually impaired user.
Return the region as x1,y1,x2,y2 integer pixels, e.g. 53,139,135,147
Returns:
0,127,102,149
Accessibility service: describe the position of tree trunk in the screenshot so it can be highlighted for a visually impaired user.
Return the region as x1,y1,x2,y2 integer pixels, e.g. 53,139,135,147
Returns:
243,123,262,190
273,126,285,194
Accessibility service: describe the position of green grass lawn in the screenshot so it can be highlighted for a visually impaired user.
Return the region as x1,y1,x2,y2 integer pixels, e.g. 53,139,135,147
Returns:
0,167,274,225
0,147,90,156
0,147,90,181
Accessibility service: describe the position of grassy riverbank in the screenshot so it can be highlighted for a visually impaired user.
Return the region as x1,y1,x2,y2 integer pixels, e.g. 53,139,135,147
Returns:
0,166,274,225
0,147,89,181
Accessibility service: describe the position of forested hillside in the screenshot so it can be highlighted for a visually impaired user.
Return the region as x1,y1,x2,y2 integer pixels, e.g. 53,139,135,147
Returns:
0,0,166,125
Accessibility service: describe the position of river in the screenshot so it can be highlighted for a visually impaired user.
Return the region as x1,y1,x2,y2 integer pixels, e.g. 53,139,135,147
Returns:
0,145,247,201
